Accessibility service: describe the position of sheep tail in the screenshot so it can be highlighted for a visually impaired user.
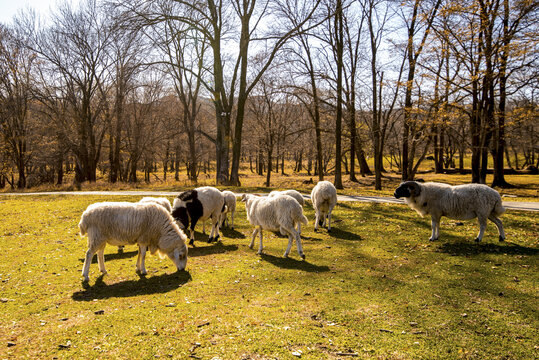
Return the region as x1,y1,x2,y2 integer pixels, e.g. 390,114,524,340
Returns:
78,218,87,236
299,214,308,225
494,198,506,216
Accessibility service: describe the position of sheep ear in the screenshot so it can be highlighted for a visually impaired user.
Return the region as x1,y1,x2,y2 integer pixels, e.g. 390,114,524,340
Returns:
407,181,421,197
241,194,247,202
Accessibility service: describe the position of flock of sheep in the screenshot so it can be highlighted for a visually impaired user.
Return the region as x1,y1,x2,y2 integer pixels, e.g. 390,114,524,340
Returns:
79,180,507,282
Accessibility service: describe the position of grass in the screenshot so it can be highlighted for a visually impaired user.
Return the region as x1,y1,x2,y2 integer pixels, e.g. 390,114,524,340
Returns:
0,194,537,359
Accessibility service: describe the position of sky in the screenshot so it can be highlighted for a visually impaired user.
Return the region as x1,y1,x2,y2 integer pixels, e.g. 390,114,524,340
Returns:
0,0,66,24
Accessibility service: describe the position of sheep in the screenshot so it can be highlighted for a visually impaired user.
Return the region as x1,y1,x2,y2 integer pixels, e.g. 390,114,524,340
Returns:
116,197,173,254
242,193,308,259
269,190,305,233
394,181,506,242
220,190,237,229
172,186,225,245
79,202,188,282
139,197,172,212
311,181,338,231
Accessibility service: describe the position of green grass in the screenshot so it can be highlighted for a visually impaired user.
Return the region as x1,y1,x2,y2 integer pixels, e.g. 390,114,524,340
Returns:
0,195,538,359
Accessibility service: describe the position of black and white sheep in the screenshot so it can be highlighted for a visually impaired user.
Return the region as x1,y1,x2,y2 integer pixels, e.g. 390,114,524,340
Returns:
394,181,506,242
269,189,305,233
220,190,237,229
242,193,308,259
79,202,188,282
310,181,338,231
172,186,225,245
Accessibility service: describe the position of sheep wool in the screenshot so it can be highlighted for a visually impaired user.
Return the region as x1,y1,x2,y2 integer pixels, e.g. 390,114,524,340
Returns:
242,193,308,259
220,190,237,229
79,202,188,282
310,181,338,231
394,181,506,242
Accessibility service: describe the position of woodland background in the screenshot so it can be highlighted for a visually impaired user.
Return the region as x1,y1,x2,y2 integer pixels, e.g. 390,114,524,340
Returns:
0,0,537,190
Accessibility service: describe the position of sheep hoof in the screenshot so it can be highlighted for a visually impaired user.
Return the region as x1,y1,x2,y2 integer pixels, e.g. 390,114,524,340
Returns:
207,237,213,243
283,253,289,258
499,236,505,242
474,237,481,243
300,254,305,260
214,235,220,242
327,228,332,233
428,237,438,242
189,239,195,246
314,228,318,232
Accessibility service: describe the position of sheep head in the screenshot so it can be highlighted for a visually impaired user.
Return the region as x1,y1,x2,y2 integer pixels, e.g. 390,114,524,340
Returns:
394,181,422,199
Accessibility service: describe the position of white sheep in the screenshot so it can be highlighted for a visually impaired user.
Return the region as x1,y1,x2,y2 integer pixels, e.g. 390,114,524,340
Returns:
242,193,308,259
394,181,506,242
116,197,173,254
79,202,188,282
139,197,172,212
269,189,305,233
311,181,338,231
220,190,237,229
172,186,225,245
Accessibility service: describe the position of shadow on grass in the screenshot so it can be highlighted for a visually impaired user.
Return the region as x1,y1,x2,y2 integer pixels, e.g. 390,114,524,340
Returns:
73,271,192,301
220,227,246,239
79,250,139,263
260,253,330,273
188,242,238,257
437,241,539,256
326,227,362,241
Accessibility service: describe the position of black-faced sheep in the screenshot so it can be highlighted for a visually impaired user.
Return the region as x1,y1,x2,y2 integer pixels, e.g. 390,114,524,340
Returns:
79,202,188,282
310,181,338,231
394,181,506,242
220,190,237,229
171,186,225,245
242,193,308,259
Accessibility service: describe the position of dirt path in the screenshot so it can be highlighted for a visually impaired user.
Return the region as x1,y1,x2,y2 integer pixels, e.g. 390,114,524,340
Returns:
2,191,538,212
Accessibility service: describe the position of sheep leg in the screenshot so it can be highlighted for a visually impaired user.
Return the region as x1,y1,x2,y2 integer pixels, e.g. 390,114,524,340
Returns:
429,215,440,241
257,227,264,255
297,221,302,234
488,214,505,241
230,211,234,229
97,247,107,275
475,215,487,242
249,227,259,249
81,248,96,282
314,211,320,231
327,209,333,232
189,229,195,246
136,245,147,275
284,234,293,258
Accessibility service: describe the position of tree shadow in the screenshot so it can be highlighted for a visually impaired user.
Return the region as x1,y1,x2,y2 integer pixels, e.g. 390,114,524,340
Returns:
437,241,539,256
188,242,238,257
73,271,192,301
259,253,330,273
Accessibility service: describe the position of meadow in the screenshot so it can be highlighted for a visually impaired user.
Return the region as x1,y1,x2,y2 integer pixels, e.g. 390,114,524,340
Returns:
1,191,537,359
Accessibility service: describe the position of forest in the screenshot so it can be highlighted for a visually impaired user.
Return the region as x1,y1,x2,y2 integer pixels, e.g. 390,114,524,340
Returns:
0,0,537,190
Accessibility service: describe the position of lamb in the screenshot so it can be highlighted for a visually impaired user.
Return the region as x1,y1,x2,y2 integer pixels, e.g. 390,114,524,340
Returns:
172,186,225,245
116,197,173,254
394,181,506,242
79,202,188,282
220,190,237,229
269,190,305,233
242,193,308,259
310,181,338,231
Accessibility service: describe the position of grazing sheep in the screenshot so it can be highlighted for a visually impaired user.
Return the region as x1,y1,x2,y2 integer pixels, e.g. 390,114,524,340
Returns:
242,193,308,259
172,186,225,245
311,181,338,231
116,197,173,254
394,181,506,242
79,202,188,282
269,190,305,233
139,197,172,212
220,190,237,229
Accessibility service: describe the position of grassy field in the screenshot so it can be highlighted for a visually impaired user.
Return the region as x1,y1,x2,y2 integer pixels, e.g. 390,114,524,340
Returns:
0,194,537,359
